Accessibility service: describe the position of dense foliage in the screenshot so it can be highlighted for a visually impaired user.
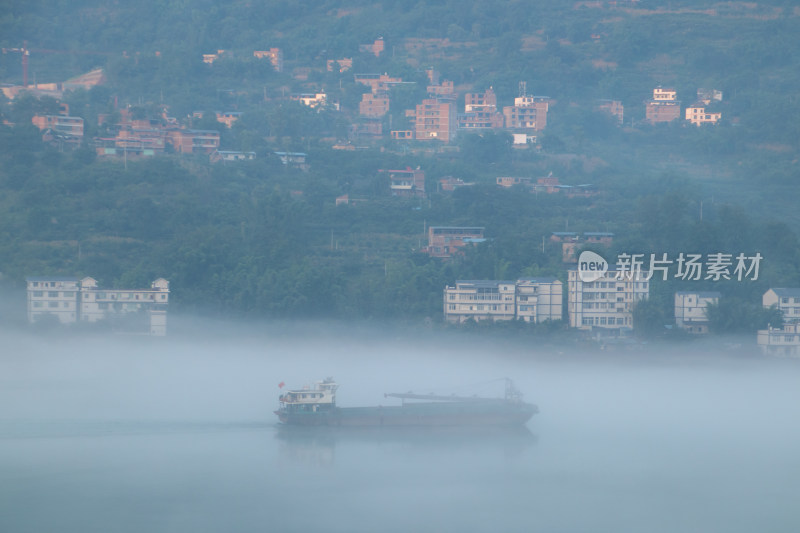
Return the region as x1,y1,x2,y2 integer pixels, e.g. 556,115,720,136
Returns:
1,1,799,333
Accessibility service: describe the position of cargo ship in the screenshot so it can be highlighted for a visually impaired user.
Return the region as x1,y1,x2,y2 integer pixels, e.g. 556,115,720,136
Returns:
274,378,537,427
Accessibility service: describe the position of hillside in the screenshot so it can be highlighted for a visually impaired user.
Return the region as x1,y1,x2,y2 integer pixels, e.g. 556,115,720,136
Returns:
1,0,799,329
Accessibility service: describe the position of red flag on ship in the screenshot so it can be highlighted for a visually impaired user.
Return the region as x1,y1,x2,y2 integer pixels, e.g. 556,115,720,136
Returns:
278,381,285,389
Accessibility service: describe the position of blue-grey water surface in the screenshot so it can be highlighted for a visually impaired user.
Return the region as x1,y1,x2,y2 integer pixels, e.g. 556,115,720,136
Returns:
2,325,799,532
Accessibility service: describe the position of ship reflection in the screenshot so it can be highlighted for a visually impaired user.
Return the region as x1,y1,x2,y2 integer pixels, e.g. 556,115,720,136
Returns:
274,425,538,467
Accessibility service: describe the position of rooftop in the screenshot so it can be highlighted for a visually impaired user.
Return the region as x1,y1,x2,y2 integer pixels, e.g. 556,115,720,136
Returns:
768,288,800,298
675,291,721,298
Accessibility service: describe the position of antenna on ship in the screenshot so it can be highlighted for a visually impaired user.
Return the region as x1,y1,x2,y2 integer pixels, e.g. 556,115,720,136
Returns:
504,378,523,402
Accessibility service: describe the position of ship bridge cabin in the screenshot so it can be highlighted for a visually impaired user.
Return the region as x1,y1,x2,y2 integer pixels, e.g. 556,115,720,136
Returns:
279,378,338,412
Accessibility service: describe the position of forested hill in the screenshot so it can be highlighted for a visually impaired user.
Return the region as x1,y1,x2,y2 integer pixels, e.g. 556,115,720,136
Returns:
1,1,799,329
3,0,800,124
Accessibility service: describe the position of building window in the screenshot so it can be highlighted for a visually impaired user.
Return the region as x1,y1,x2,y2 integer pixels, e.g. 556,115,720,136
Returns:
48,291,58,297
48,302,58,308
33,291,43,297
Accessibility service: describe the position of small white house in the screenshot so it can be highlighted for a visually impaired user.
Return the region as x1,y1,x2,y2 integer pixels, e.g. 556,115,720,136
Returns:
675,291,720,334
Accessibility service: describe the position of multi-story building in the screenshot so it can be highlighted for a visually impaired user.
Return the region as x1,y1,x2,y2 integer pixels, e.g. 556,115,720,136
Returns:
646,101,681,123
763,288,800,323
427,80,454,98
414,98,457,142
350,120,383,139
567,269,649,332
443,280,518,323
646,87,681,124
79,277,169,336
652,87,677,101
359,38,384,57
516,278,563,323
425,226,485,258
443,279,563,324
27,277,169,335
685,104,721,126
380,167,426,197
757,323,800,357
167,129,220,154
359,93,390,118
31,114,84,138
27,277,82,324
502,96,549,131
464,89,497,113
675,291,720,334
458,110,505,130
253,48,283,72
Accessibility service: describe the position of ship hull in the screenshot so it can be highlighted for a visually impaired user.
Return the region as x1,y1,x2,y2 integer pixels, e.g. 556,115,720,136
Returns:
275,402,537,427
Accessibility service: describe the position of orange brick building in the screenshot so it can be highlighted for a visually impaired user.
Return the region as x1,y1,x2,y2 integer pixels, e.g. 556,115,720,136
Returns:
413,98,457,142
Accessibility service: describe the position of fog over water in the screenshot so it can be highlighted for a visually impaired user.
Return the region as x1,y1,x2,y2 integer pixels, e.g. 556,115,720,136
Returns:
2,320,799,533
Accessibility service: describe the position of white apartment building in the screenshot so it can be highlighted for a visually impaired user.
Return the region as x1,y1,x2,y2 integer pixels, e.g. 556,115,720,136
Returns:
675,291,719,334
652,87,677,101
80,277,169,336
27,277,82,324
26,276,170,335
763,288,800,323
757,323,800,357
443,279,563,324
516,278,563,323
567,269,649,332
444,280,517,323
685,105,721,126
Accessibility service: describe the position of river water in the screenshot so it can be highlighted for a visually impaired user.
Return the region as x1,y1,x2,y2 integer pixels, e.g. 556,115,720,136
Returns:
2,324,799,532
